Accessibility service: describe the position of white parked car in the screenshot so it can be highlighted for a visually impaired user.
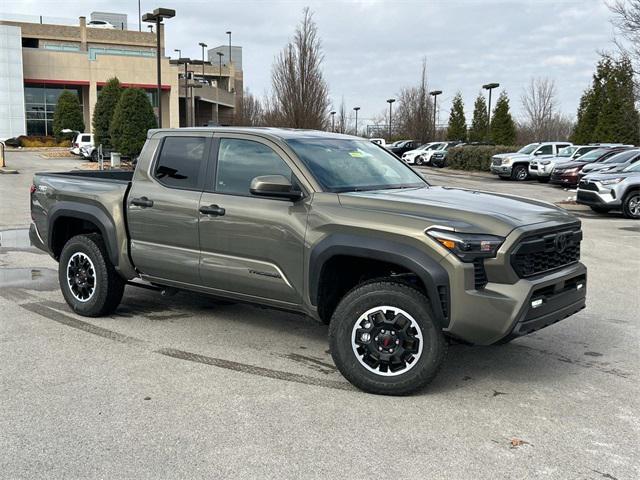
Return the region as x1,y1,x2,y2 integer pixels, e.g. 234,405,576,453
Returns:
529,145,599,182
370,138,387,147
71,133,94,156
401,142,446,165
87,20,116,29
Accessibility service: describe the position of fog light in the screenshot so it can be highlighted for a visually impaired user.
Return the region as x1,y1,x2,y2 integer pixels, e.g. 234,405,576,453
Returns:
577,283,584,290
531,299,544,309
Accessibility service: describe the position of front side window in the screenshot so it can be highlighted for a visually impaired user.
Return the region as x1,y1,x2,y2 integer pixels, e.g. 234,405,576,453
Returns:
154,136,206,189
216,139,293,195
535,145,553,155
287,138,426,193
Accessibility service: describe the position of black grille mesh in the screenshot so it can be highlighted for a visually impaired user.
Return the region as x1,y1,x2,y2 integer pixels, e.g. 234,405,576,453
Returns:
474,259,488,289
511,229,581,278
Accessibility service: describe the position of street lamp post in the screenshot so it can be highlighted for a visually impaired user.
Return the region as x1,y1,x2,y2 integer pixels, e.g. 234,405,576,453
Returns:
216,51,224,124
386,98,395,140
226,31,232,64
482,82,500,135
429,90,442,139
178,58,191,127
330,111,336,132
142,8,176,128
353,107,360,135
174,48,181,59
198,42,207,80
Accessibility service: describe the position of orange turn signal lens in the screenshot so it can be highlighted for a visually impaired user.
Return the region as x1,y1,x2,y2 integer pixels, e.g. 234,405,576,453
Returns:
437,239,457,250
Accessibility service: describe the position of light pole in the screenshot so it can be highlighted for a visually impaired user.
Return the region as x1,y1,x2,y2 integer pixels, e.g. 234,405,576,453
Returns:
386,98,395,140
429,90,442,139
330,111,336,132
483,82,500,135
226,31,232,64
178,58,191,126
198,42,207,80
138,0,141,32
353,107,360,135
216,51,224,123
147,25,153,33
142,8,176,128
174,48,181,59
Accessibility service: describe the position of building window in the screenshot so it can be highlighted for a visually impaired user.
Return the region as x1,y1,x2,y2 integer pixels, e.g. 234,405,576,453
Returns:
24,83,83,136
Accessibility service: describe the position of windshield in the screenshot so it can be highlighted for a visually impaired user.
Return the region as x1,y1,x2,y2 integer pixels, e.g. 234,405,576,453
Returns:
603,150,639,164
577,148,608,163
557,146,577,157
287,138,427,193
518,143,539,154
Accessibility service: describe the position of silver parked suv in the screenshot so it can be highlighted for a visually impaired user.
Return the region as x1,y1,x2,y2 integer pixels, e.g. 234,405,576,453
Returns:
576,161,640,218
529,145,599,183
490,142,572,181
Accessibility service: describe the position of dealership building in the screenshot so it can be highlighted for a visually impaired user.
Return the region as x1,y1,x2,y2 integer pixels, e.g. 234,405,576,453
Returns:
0,13,243,140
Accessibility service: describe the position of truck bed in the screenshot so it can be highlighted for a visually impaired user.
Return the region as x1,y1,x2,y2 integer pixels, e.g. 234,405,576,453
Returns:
39,170,134,183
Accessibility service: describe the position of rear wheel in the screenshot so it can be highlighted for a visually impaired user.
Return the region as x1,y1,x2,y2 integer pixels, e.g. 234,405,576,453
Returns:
511,165,528,181
329,280,447,395
622,191,640,219
58,234,125,316
90,150,99,163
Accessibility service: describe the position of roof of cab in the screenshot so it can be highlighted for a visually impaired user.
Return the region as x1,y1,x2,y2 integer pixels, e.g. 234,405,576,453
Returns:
147,127,360,141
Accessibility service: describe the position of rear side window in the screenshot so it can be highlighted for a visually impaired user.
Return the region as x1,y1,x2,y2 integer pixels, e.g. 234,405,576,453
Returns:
80,135,91,142
536,145,553,155
216,138,292,195
154,136,206,190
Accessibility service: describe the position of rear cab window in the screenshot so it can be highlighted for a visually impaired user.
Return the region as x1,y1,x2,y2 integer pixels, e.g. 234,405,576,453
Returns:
153,136,208,190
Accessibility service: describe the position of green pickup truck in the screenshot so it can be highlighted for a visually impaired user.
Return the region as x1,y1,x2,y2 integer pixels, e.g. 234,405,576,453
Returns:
29,127,587,395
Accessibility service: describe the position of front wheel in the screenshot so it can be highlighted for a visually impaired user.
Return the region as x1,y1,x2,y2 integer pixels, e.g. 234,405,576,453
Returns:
511,165,528,181
415,156,424,166
622,191,640,219
58,234,125,316
329,280,447,395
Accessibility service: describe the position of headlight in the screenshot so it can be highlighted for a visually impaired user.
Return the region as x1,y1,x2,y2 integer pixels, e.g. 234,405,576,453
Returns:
541,160,551,165
565,167,579,173
501,158,512,165
426,229,504,262
599,177,624,185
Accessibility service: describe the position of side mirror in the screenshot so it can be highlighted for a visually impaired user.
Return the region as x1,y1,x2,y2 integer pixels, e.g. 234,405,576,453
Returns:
250,175,303,201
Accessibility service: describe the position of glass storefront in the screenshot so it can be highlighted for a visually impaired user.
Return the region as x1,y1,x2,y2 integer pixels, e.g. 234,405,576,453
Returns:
25,83,83,136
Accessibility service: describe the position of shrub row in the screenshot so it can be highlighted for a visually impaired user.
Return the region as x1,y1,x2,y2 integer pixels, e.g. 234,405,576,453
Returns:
446,145,519,171
5,136,71,148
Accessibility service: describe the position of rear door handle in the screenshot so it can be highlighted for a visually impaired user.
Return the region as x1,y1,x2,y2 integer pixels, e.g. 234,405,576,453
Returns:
199,204,226,216
131,196,154,208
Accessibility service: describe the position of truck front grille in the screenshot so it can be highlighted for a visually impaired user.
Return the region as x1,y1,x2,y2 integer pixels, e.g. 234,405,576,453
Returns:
511,228,582,278
491,157,502,166
578,180,598,191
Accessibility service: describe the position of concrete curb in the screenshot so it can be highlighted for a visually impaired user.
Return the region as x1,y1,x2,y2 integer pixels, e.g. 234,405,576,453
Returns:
0,167,19,174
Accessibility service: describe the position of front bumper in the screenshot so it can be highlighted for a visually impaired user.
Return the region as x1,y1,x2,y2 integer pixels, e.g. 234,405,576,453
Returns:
550,173,579,186
576,188,620,208
529,163,553,178
490,164,511,176
444,261,587,345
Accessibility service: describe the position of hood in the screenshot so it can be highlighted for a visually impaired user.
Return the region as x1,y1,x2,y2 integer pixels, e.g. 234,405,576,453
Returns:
584,169,639,182
492,152,520,160
403,148,427,157
555,160,587,170
582,163,612,173
338,186,576,237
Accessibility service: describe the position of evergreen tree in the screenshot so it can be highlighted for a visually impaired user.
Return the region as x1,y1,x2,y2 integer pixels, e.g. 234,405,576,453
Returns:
52,91,84,138
490,91,516,145
468,93,489,142
110,89,157,157
446,92,467,141
572,55,640,144
593,56,639,144
92,77,123,149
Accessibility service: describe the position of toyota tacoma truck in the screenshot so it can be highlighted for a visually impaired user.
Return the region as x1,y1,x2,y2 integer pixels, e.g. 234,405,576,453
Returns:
29,128,587,395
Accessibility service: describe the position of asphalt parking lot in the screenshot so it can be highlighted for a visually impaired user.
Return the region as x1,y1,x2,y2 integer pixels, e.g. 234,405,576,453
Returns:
1,151,638,480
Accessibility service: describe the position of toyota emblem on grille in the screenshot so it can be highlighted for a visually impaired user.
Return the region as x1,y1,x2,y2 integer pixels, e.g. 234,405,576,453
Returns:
554,232,569,253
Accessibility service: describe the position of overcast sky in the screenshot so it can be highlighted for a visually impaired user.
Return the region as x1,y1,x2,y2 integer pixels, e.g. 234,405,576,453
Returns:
3,0,617,126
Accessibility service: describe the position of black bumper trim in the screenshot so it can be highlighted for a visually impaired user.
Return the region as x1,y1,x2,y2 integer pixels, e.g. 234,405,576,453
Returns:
29,223,48,253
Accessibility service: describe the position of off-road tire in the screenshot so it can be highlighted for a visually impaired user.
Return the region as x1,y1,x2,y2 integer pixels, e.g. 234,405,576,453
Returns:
91,150,99,163
58,234,125,317
329,279,447,395
622,190,640,219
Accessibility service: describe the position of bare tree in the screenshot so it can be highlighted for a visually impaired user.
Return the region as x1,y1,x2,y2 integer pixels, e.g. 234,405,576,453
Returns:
517,113,574,144
609,1,640,69
269,7,330,129
520,77,559,140
394,59,433,142
336,97,348,134
234,88,263,126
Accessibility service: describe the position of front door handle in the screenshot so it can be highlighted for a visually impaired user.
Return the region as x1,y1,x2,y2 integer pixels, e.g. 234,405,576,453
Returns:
131,196,154,208
199,204,226,216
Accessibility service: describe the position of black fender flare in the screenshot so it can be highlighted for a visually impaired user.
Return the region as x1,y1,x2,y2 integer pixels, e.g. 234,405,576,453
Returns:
309,234,451,327
48,202,120,267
